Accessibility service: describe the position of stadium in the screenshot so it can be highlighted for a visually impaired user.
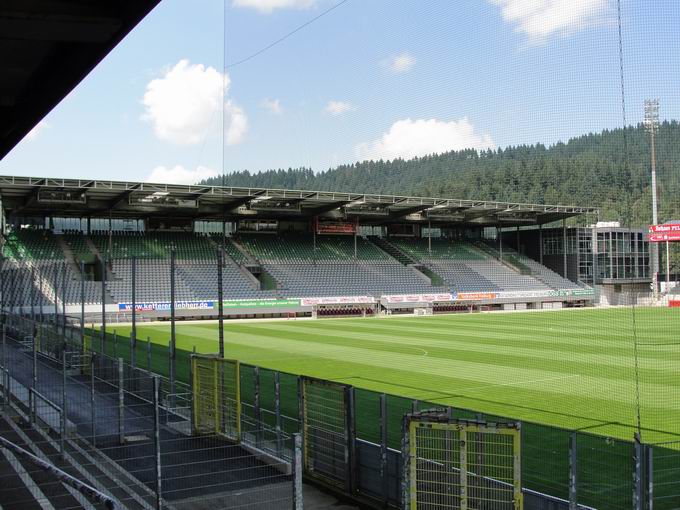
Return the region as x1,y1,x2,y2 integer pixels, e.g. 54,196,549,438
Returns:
0,176,678,510
1,2,679,510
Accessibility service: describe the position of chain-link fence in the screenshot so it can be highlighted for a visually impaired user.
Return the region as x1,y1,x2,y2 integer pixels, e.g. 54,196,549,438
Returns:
0,314,302,510
139,338,680,509
4,303,680,509
1,245,679,510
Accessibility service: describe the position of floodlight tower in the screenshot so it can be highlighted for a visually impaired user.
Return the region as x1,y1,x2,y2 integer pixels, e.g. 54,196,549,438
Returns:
644,99,660,296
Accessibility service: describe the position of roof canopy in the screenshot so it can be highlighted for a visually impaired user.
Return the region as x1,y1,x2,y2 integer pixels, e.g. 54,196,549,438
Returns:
0,176,598,227
0,0,160,158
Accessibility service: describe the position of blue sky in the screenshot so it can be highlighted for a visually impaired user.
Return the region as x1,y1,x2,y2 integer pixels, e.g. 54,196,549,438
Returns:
1,0,679,185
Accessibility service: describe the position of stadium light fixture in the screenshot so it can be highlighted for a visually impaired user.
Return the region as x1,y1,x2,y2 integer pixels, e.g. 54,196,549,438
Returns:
644,99,660,296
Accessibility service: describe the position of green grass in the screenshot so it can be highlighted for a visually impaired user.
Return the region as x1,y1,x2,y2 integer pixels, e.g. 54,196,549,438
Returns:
100,307,680,508
110,307,680,442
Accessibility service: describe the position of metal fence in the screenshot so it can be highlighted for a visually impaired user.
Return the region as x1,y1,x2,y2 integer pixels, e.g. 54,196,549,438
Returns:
0,314,302,510
79,325,679,510
402,411,522,510
4,302,680,509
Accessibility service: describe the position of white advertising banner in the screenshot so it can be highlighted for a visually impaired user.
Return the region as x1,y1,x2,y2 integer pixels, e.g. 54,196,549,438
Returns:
300,296,376,306
381,294,454,304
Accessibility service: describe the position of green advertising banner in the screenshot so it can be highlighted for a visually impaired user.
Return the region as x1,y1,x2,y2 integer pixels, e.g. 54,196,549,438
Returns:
222,298,301,309
569,288,595,297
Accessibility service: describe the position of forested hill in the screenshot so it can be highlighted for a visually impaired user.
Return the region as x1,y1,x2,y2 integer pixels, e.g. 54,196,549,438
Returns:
202,121,680,226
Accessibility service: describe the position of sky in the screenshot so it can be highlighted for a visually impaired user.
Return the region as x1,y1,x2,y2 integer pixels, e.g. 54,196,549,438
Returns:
1,0,679,185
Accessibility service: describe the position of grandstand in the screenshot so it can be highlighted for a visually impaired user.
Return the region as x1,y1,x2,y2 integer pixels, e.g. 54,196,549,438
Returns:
3,228,587,305
380,236,582,293
0,176,600,318
236,232,444,297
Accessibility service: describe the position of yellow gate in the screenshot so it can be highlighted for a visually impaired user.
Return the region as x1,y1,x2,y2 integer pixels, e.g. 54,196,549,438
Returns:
191,354,241,441
405,411,522,510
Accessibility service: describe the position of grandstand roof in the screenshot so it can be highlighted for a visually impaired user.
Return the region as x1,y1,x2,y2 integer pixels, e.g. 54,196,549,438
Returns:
0,175,598,227
0,0,160,159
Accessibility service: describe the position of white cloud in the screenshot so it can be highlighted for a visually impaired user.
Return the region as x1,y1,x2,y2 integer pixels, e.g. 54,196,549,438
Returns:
324,100,354,116
489,0,609,43
24,121,49,141
146,165,219,185
232,0,317,14
225,101,248,145
356,118,494,161
261,98,283,115
383,52,416,73
141,59,248,145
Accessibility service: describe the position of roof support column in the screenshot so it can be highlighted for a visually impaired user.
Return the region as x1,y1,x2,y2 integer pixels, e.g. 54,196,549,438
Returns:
312,217,317,258
169,249,176,406
539,224,544,265
634,231,639,279
108,213,112,258
498,225,503,261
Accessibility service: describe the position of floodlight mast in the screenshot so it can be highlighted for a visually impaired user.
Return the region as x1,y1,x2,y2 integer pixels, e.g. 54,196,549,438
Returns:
644,99,660,297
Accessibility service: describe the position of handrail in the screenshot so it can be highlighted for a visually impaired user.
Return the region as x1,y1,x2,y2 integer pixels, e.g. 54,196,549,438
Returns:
0,435,119,509
29,388,62,414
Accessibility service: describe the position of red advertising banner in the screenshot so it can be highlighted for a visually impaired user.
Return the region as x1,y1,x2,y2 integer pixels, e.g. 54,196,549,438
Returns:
649,224,680,242
317,222,356,234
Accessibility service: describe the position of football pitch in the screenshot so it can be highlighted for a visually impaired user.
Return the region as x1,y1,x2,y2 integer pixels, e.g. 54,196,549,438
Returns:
110,306,680,444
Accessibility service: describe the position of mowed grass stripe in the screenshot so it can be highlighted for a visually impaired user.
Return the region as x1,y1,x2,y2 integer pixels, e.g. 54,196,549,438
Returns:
227,316,678,360
133,323,670,407
217,321,678,377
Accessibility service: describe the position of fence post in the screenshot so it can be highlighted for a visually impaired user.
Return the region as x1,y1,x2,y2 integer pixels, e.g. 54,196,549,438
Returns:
153,376,163,510
217,249,224,358
634,433,643,510
101,257,106,356
61,263,67,338
29,389,35,425
569,432,578,510
80,261,85,355
460,428,468,510
91,354,96,446
32,329,37,390
131,257,136,368
297,376,304,459
293,433,303,510
30,265,35,321
411,399,418,414
380,393,389,506
129,335,137,393
54,264,59,336
275,371,282,457
346,386,357,495
113,330,117,359
254,366,261,447
118,358,125,445
169,249,176,409
188,353,195,434
61,345,67,459
646,444,653,510
147,337,152,372
2,324,7,412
